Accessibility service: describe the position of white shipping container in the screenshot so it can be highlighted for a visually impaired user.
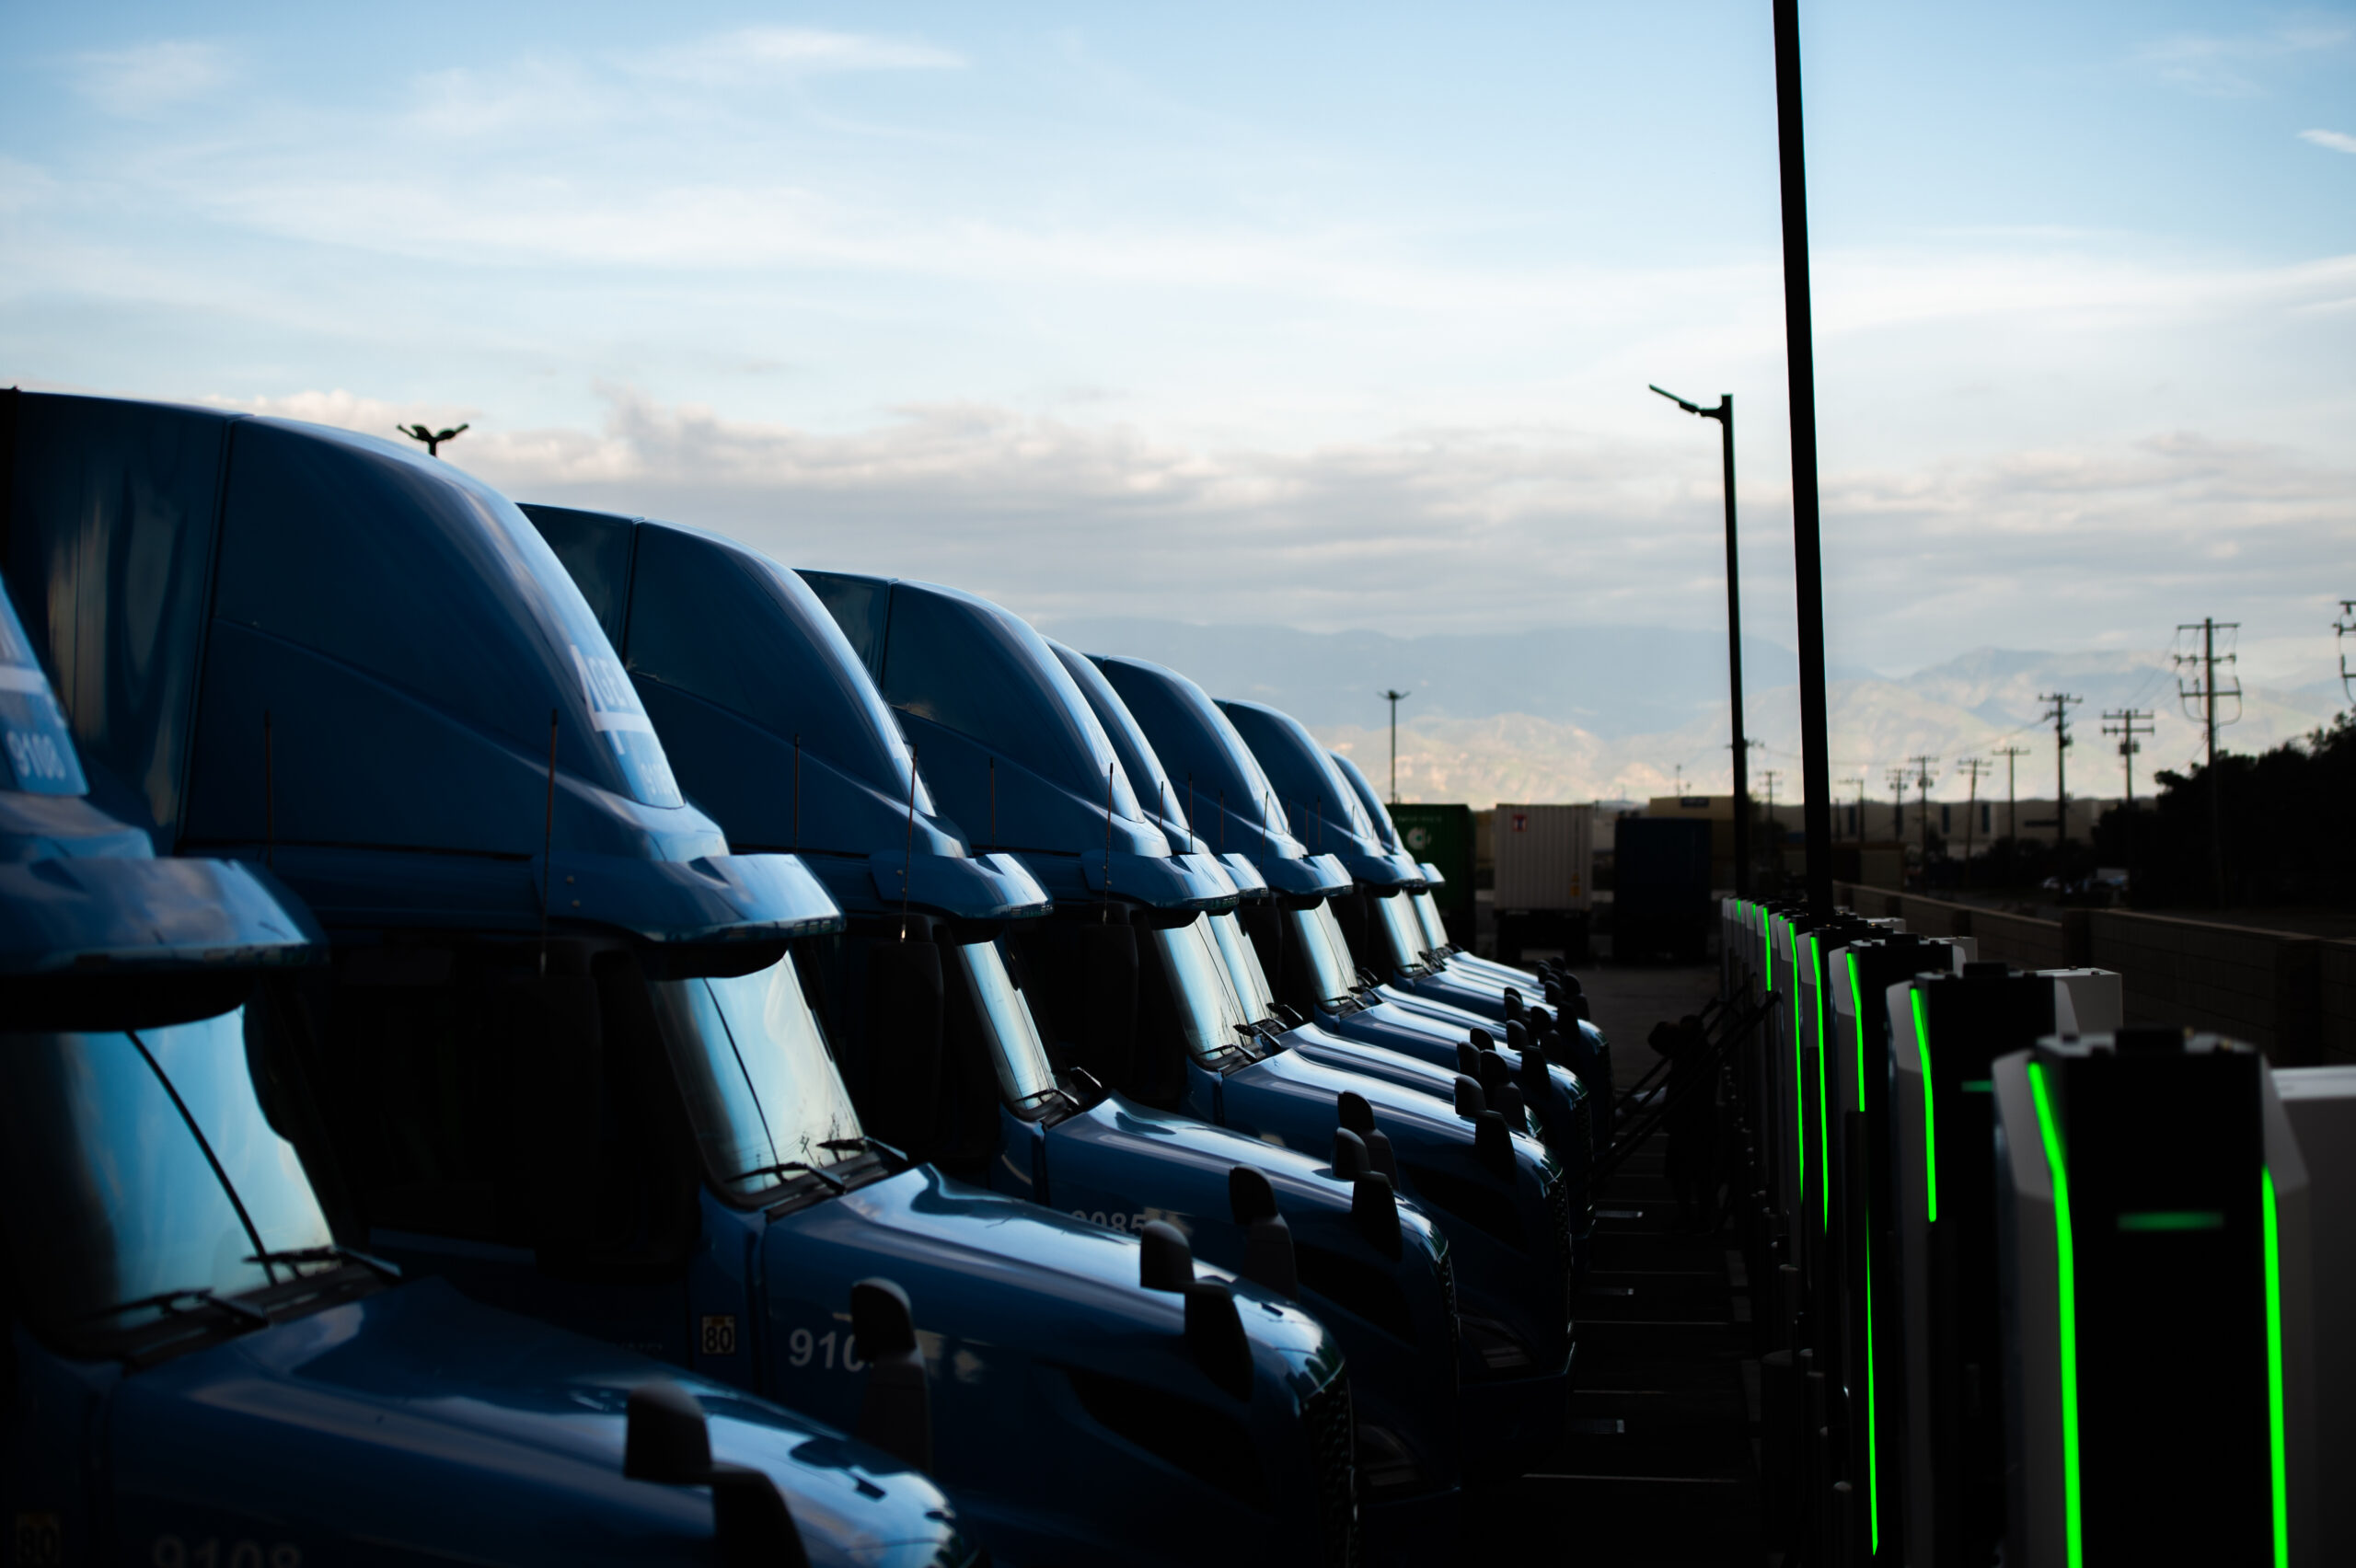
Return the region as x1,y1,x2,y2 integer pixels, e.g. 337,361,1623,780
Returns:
1492,803,1594,911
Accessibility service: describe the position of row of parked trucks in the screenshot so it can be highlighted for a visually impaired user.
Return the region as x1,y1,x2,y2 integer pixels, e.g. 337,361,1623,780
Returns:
0,393,1621,1566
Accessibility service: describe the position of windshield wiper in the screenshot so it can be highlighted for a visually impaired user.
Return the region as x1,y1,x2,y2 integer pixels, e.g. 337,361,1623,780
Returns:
731,1159,848,1193
89,1286,272,1329
246,1244,403,1282
818,1135,913,1169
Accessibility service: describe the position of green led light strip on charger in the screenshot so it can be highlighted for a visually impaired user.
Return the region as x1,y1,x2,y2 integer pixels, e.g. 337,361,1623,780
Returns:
2262,1170,2288,1568
2026,1060,2083,1568
1911,988,1939,1226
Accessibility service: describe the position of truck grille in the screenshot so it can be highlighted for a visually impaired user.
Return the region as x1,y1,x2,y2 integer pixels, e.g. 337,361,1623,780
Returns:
1301,1375,1360,1568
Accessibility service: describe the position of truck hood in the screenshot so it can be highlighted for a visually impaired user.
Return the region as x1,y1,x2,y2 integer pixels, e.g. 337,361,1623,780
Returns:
110,1276,965,1568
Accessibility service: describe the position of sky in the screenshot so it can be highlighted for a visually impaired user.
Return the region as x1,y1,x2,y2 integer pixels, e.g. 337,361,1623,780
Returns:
5,1,2352,697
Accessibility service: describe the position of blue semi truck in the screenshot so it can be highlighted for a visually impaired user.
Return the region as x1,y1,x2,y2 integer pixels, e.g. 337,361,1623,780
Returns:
1094,659,1595,1222
786,575,1576,1466
0,561,973,1567
3,394,1358,1568
517,508,1480,1544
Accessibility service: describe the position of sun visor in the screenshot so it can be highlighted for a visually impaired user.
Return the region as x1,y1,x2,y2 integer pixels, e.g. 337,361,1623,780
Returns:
1261,851,1352,900
0,854,320,975
553,850,841,942
867,847,1050,922
1219,852,1270,897
1012,847,1237,913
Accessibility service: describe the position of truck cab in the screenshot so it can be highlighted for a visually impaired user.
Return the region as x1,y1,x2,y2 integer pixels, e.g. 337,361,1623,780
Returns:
0,564,969,1568
518,509,1475,1550
3,394,1356,1568
797,576,1576,1468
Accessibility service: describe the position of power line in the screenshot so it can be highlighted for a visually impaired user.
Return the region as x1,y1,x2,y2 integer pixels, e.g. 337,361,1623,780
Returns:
2335,599,2355,704
2037,692,2082,844
1906,754,1938,865
1955,757,1991,884
2175,618,2240,903
1992,744,2032,846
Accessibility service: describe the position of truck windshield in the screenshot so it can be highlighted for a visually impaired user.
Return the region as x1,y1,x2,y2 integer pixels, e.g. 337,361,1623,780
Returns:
1206,912,1278,1025
650,956,865,1200
953,940,1060,1108
1288,905,1358,1010
1144,917,1254,1061
0,1009,336,1339
1410,891,1449,952
1371,893,1430,974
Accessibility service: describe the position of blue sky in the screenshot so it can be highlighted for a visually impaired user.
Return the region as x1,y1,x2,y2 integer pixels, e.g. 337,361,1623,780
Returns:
4,2,2351,688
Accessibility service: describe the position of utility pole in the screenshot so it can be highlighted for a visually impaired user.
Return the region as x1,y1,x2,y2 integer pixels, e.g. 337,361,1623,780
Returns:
1993,743,2031,844
1956,756,1990,885
2101,709,2154,807
1886,767,1910,842
2038,692,2081,847
1380,689,1410,803
2103,709,2154,895
1673,763,1686,797
1836,777,1864,840
1907,755,1938,868
2175,618,2240,904
2335,599,2354,703
1649,384,1751,897
1773,0,1835,915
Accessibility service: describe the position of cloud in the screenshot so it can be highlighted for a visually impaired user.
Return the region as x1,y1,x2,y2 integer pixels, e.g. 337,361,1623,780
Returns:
2132,23,2350,98
72,40,235,116
631,27,964,86
191,384,2356,686
2302,128,2356,155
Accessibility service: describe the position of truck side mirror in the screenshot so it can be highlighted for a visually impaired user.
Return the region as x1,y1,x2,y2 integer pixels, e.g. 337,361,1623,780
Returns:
850,1278,931,1473
1352,1171,1402,1260
1228,1166,1299,1299
865,940,943,1156
627,1380,813,1568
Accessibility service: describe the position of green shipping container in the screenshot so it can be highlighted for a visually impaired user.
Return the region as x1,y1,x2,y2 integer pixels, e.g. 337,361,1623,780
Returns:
1390,803,1474,917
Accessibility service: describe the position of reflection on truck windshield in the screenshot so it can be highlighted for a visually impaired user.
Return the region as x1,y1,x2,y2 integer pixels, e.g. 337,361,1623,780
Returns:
1372,893,1428,973
1206,912,1277,1024
954,940,1059,1107
0,1009,335,1335
652,956,864,1198
1410,891,1449,952
1288,905,1357,1010
1145,917,1255,1060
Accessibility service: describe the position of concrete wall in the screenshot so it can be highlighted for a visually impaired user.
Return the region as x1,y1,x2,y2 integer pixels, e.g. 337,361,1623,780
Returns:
1831,883,2344,1063
2323,941,2356,1066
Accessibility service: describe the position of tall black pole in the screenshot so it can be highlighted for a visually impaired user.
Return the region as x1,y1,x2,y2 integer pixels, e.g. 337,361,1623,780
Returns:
1718,397,1750,897
1773,0,1835,916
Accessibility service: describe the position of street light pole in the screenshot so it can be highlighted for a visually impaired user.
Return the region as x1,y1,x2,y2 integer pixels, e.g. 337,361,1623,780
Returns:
1380,689,1410,804
1650,385,1750,896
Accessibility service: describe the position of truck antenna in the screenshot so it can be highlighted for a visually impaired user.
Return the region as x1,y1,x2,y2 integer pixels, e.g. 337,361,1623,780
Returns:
900,744,918,940
538,708,558,978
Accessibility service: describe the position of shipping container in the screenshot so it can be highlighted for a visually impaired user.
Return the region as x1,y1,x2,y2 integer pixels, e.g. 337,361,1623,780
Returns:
1391,802,1474,917
1492,803,1595,911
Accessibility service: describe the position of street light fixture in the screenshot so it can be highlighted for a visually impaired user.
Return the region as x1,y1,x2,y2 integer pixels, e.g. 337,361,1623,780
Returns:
1650,384,1751,896
1380,689,1410,804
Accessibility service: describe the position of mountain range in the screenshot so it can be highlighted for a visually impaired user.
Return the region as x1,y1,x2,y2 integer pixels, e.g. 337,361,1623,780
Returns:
1040,617,2350,806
